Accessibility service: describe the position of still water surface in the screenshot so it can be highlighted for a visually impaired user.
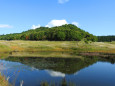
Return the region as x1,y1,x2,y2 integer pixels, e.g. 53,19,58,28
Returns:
0,54,115,86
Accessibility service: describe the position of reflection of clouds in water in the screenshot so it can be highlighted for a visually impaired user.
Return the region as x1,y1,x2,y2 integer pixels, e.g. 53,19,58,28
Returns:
0,60,9,71
0,60,39,72
0,60,24,71
46,70,65,77
74,71,79,75
31,67,39,71
0,64,7,70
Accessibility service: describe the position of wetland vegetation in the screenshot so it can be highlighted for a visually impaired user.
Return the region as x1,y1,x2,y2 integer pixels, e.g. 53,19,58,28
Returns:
0,40,115,53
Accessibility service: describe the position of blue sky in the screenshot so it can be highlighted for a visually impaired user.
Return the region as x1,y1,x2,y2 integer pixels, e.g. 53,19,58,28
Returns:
0,0,115,36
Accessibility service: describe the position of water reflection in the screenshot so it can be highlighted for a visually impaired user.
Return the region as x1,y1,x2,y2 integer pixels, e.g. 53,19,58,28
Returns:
5,56,97,74
46,70,65,77
0,52,115,86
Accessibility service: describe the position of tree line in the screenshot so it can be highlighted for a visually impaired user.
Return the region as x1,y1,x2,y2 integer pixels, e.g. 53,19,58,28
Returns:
0,24,97,41
98,36,115,42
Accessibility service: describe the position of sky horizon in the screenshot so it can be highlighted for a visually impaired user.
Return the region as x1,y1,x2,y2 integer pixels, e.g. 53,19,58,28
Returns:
0,0,115,36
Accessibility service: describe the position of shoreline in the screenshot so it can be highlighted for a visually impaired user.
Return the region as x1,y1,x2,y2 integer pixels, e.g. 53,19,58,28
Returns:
0,74,9,86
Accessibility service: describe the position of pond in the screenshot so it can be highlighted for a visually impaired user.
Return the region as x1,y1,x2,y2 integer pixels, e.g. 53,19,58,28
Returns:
0,52,115,86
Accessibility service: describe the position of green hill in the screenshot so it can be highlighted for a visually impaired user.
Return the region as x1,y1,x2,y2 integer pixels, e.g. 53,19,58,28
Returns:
0,24,97,41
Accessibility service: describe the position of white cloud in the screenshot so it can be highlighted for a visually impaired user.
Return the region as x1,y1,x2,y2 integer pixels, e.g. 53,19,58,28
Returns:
31,20,79,29
46,70,65,77
45,19,68,27
0,24,13,28
31,24,41,29
58,0,69,4
72,22,79,27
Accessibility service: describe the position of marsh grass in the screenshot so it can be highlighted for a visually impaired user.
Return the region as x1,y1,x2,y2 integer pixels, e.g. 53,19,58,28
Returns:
0,74,9,86
0,53,9,59
9,51,83,58
0,42,11,52
0,40,115,53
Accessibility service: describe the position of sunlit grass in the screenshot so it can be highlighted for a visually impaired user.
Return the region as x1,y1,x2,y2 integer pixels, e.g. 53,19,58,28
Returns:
0,40,115,53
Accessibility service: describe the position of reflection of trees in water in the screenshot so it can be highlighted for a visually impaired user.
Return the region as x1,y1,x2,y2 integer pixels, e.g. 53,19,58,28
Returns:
3,55,115,86
5,56,98,74
83,55,115,64
99,56,115,64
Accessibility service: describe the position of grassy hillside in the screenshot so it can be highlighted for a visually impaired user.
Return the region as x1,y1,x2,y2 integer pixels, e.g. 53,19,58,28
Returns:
0,40,115,53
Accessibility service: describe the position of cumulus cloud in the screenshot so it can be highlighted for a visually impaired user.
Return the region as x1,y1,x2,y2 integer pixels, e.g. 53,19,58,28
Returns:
31,24,41,29
31,20,79,29
58,0,69,4
72,22,79,27
0,24,13,28
45,19,68,27
46,70,65,77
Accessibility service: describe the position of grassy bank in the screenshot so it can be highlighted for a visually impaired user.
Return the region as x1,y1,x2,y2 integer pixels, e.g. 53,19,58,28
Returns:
0,74,9,86
0,40,115,53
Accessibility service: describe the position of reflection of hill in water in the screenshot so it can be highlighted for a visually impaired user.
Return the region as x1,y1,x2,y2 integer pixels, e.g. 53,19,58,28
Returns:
5,56,98,74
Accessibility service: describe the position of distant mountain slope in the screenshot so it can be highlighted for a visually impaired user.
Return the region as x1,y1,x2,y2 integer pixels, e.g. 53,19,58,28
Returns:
0,24,97,41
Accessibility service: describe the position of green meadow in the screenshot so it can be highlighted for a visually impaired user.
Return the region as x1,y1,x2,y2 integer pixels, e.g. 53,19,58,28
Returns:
0,40,115,53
